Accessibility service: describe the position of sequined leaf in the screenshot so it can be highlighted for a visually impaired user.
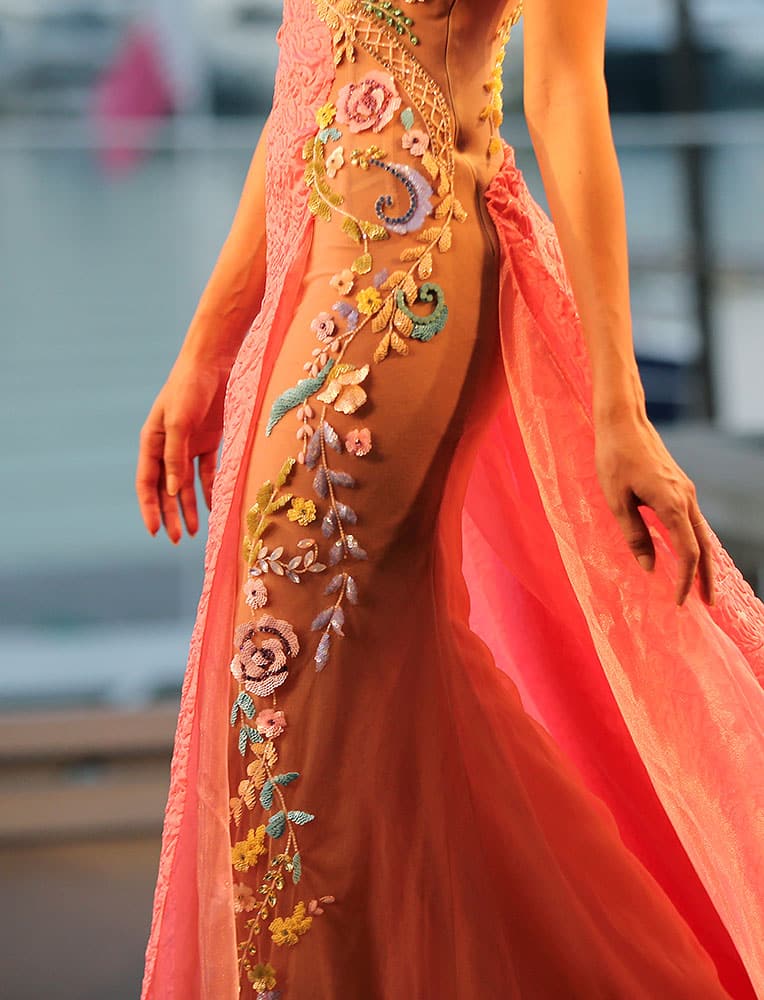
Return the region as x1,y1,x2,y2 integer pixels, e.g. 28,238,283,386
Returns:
271,772,300,787
313,466,329,498
335,501,357,524
346,575,359,605
315,632,331,670
330,607,345,635
287,811,315,825
265,811,286,839
327,469,356,488
401,107,415,130
265,359,335,436
275,456,296,488
325,573,344,594
305,427,323,469
352,252,373,275
292,852,302,885
260,780,275,809
235,692,256,721
311,606,334,630
323,421,342,452
342,216,363,243
322,510,338,538
328,538,344,565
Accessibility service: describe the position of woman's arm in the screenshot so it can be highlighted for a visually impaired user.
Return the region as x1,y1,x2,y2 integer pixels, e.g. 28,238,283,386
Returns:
135,116,270,542
522,0,716,606
182,113,270,366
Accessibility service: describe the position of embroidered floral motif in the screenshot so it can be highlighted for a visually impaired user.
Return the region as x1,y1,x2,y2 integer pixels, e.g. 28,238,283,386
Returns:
315,362,370,414
401,126,429,156
245,576,269,610
310,311,336,341
287,496,317,525
325,145,345,177
344,426,372,456
336,69,402,132
230,614,300,697
315,101,337,128
255,708,288,738
329,268,355,295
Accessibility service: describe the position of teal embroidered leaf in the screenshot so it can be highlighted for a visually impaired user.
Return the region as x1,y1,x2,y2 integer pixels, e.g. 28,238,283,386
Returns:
238,727,248,757
395,282,448,342
265,359,335,436
266,810,286,838
287,810,315,825
271,772,300,787
401,107,415,130
230,699,240,726
292,851,302,884
318,126,341,143
260,779,275,810
246,725,264,745
236,691,256,720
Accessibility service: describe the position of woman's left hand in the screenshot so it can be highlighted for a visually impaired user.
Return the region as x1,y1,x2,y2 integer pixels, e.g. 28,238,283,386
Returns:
594,411,716,607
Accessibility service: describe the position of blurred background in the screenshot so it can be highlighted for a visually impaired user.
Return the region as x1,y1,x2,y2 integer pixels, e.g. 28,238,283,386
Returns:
1,1,763,997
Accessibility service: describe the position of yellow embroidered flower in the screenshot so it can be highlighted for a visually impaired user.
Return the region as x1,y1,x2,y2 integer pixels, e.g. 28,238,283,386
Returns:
287,496,317,526
316,102,336,128
356,286,382,316
269,901,314,946
232,825,266,871
248,962,278,991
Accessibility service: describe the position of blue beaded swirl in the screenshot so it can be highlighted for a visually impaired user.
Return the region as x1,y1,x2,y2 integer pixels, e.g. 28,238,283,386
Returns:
370,157,418,226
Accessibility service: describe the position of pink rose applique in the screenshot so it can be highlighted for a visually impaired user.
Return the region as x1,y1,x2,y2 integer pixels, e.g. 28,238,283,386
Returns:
401,128,430,156
336,71,402,134
254,708,287,739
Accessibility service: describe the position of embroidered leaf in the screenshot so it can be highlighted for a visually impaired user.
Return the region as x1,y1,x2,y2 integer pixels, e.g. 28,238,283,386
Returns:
434,193,453,219
438,226,452,252
379,269,407,291
352,252,373,275
292,852,302,884
270,492,293,512
305,426,323,468
393,308,415,337
241,780,258,809
416,226,442,243
330,607,345,635
335,502,357,524
302,137,316,161
308,561,327,572
287,555,302,570
452,198,468,222
238,727,248,756
342,216,363,243
230,700,240,726
271,772,300,787
246,725,264,745
417,252,433,279
401,107,415,130
346,575,359,605
328,538,344,565
401,275,418,305
311,606,334,630
265,359,335,436
315,631,331,671
347,536,368,560
371,296,394,333
318,126,342,143
373,331,391,363
275,456,296,488
255,481,274,510
421,150,439,180
327,469,356,488
230,797,243,826
260,779,275,810
237,692,256,720
437,172,450,198
323,421,342,452
390,331,410,355
297,538,314,549
313,466,328,498
265,811,286,839
287,810,315,826
365,223,388,241
395,283,449,342
322,510,338,538
400,246,427,262
325,573,344,595
304,549,316,567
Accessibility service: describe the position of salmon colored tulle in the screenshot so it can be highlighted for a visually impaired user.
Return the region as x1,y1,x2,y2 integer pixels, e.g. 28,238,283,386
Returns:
140,2,764,997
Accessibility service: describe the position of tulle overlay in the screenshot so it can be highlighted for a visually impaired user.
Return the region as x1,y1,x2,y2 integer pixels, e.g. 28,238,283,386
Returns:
140,1,764,997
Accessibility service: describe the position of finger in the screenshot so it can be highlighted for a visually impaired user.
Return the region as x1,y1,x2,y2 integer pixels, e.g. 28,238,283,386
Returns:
158,467,183,545
178,479,199,537
657,502,700,606
136,427,165,536
688,503,716,606
198,450,218,511
163,421,193,499
613,494,656,571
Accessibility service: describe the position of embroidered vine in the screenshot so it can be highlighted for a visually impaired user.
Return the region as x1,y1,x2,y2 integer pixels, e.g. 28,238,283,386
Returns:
480,1,524,155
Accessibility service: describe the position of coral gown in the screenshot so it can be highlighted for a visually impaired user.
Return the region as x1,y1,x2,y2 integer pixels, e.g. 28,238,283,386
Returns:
140,1,764,997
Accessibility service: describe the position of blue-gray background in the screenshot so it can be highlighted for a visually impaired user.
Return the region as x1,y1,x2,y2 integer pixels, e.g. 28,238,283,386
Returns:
1,2,763,998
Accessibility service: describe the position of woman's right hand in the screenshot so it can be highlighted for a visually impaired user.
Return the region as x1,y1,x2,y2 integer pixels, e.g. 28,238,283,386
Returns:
135,353,233,543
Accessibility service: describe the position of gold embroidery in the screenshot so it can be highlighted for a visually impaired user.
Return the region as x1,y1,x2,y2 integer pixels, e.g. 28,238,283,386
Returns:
480,1,524,155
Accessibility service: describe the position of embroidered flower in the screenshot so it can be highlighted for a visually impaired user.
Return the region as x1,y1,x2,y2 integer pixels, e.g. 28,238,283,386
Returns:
325,145,345,178
336,71,401,133
230,615,299,697
287,496,317,526
329,268,355,296
269,901,313,946
307,895,336,916
316,362,369,415
310,311,335,342
255,708,287,739
315,101,336,128
401,127,430,156
233,882,257,913
356,287,382,316
231,826,266,872
344,427,372,456
248,961,278,991
244,574,268,610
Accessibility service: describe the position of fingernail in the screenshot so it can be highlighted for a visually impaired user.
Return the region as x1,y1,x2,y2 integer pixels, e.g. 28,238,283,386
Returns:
637,554,653,571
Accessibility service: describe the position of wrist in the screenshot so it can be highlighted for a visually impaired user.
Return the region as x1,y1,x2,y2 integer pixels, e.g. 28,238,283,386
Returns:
592,368,648,427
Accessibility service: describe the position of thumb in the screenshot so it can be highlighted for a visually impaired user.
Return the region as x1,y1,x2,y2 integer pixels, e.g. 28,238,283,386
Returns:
163,422,191,497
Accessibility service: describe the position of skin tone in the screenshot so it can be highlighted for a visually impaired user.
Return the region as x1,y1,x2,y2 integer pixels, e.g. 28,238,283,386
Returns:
136,3,716,608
